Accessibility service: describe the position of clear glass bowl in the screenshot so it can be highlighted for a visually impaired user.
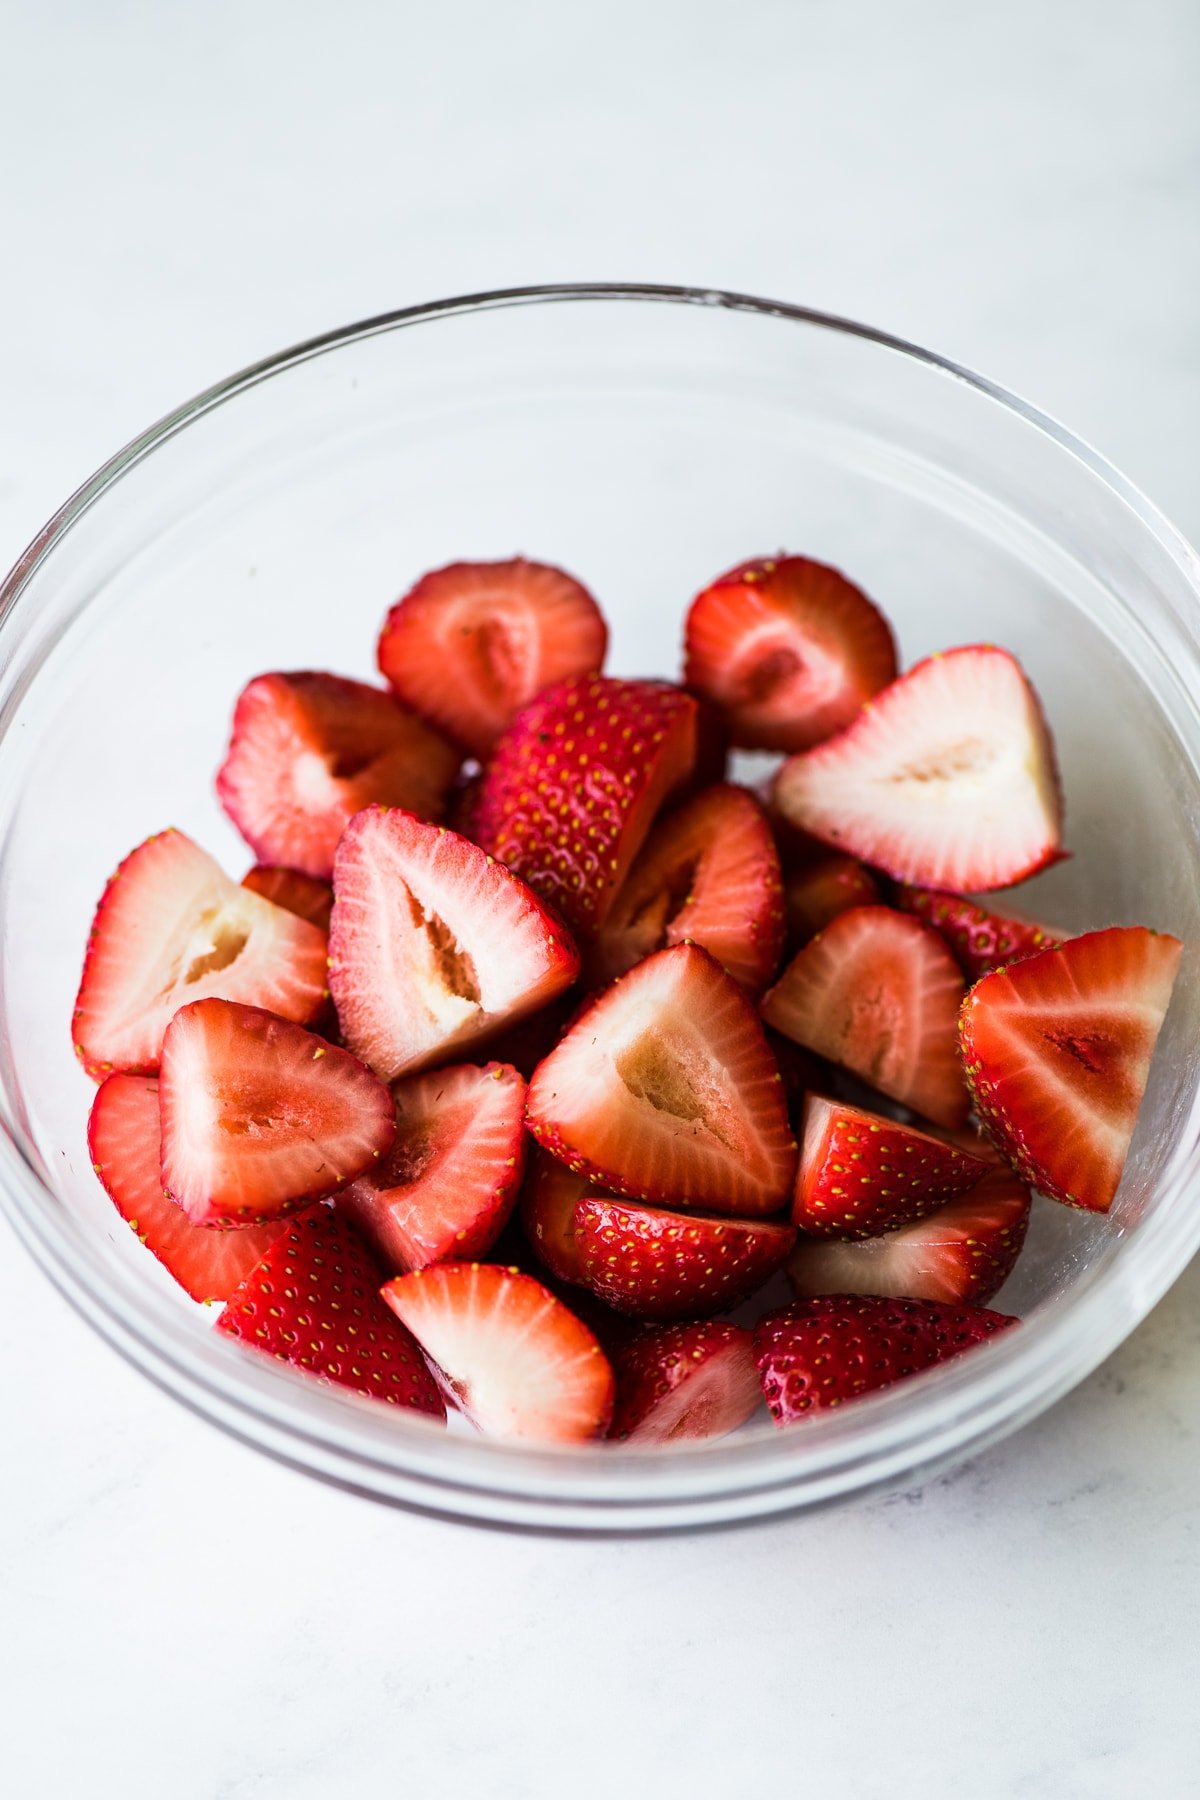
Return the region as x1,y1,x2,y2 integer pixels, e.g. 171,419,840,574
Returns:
2,284,1199,1533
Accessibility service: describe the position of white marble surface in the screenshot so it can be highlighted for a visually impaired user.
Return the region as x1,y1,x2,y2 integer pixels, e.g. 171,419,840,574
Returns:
2,3,1199,1794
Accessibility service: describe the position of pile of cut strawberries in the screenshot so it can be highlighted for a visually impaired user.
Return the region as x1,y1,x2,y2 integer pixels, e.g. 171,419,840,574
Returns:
76,554,1181,1446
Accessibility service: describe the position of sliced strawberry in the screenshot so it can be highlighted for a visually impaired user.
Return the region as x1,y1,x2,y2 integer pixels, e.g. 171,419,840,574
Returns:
787,1165,1031,1306
773,646,1063,890
960,925,1182,1212
895,884,1062,981
472,675,699,939
526,943,797,1215
784,854,881,946
241,865,334,931
377,558,608,757
381,1262,614,1443
217,1205,445,1418
683,555,898,751
328,807,579,1081
608,1322,761,1443
73,829,329,1080
754,1294,1018,1422
338,1062,526,1273
217,671,460,879
761,906,968,1128
794,1095,990,1238
574,1196,796,1321
88,1074,287,1302
518,1150,595,1284
159,999,395,1227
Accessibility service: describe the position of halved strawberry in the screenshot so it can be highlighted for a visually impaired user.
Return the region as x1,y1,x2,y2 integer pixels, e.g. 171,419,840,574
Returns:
574,1196,796,1321
328,807,579,1082
683,555,898,751
472,675,699,939
784,854,880,946
526,943,797,1215
518,1150,595,1284
377,558,608,757
88,1074,287,1303
754,1294,1018,1422
608,1322,761,1443
761,906,968,1127
241,864,334,931
895,884,1062,981
381,1262,614,1443
217,671,460,879
960,925,1182,1212
773,646,1063,890
339,1062,527,1273
73,829,329,1080
217,1205,445,1418
159,999,395,1226
793,1095,990,1237
787,1165,1031,1306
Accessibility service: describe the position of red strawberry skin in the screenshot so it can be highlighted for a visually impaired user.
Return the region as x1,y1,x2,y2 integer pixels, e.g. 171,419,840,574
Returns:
608,1322,761,1443
896,885,1061,981
754,1294,1018,1422
518,1150,596,1284
794,1095,990,1238
784,855,880,947
217,1205,445,1418
242,865,334,932
574,1197,797,1321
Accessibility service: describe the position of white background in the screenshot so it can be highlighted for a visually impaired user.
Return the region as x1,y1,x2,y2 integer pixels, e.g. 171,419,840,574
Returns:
2,3,1198,1795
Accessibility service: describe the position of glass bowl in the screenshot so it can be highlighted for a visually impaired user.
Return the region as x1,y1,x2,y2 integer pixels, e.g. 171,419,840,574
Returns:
2,284,1199,1534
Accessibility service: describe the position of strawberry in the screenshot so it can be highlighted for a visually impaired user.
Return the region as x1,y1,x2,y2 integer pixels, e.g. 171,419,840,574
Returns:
377,557,608,757
380,1262,615,1443
470,994,577,1081
574,1197,796,1321
773,645,1063,890
793,1094,990,1237
895,884,1062,981
217,1205,445,1418
761,906,968,1128
518,1150,595,1284
608,1322,761,1443
526,942,797,1215
73,829,328,1080
787,1165,1031,1306
159,999,396,1226
471,674,699,939
241,864,334,931
88,1074,287,1303
328,807,579,1082
216,671,460,879
338,1061,527,1273
959,925,1182,1212
754,1294,1018,1422
589,783,785,993
784,854,880,946
683,555,898,751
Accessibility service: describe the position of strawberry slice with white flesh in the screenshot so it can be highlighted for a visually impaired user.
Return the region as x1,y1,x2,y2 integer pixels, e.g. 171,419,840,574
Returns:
608,1322,762,1444
960,925,1182,1212
338,1061,527,1273
762,906,969,1128
526,942,797,1215
73,829,329,1080
773,646,1063,891
381,1262,615,1443
328,807,580,1082
574,1197,796,1321
159,998,396,1226
241,864,334,931
895,884,1061,981
794,1095,991,1237
377,557,609,757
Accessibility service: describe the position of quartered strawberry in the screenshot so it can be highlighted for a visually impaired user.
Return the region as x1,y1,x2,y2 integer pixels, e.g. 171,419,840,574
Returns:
784,854,881,947
241,865,334,931
377,558,608,757
518,1150,596,1284
589,784,785,993
773,646,1063,890
526,942,797,1215
683,555,898,751
381,1262,614,1443
960,925,1182,1212
754,1294,1018,1422
217,1204,445,1418
472,675,699,939
217,671,460,879
574,1196,796,1321
73,829,329,1080
159,999,396,1227
608,1322,761,1443
761,906,968,1128
339,1061,527,1273
87,1073,287,1303
787,1165,1031,1306
793,1095,990,1237
895,884,1062,981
